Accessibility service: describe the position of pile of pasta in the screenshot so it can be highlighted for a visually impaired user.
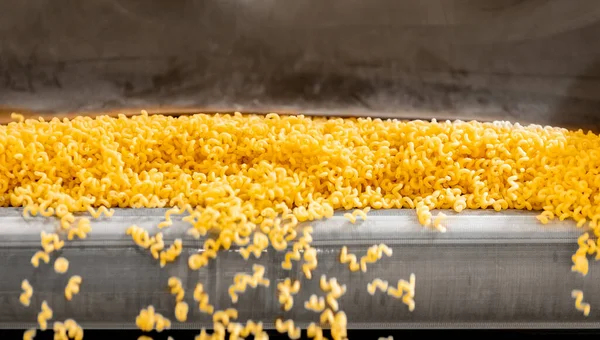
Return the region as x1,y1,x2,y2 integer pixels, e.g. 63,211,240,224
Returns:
4,111,600,338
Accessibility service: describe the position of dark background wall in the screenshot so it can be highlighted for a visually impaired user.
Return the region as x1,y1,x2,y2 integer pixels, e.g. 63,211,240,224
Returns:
1,0,600,129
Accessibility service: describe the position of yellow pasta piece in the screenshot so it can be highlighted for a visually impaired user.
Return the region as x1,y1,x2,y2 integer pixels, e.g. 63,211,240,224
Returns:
136,305,171,332
37,300,53,331
31,251,50,268
367,278,389,295
87,206,114,219
339,246,360,272
168,277,185,302
64,275,82,301
54,257,69,274
307,323,327,340
174,301,189,322
19,279,33,307
64,319,84,340
304,294,326,312
159,238,183,267
277,278,300,311
68,218,92,240
275,318,301,340
433,212,447,232
572,289,591,316
22,329,36,340
387,273,416,311
359,244,393,273
11,112,25,122
213,308,238,326
193,283,214,314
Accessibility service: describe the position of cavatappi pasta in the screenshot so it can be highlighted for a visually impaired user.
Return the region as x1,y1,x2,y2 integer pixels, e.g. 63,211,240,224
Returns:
277,278,301,311
37,300,53,331
5,111,600,326
343,207,370,224
54,257,69,274
387,273,416,311
571,290,591,316
22,329,36,340
64,275,82,301
19,279,33,307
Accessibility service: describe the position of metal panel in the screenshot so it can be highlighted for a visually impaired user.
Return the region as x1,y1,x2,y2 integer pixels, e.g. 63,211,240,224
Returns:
0,208,596,329
1,1,600,129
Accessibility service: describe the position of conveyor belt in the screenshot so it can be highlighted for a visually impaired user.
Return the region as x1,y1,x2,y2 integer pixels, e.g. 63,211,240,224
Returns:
0,208,597,329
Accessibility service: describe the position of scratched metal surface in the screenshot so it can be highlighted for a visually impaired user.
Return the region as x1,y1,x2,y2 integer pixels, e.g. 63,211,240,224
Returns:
1,0,600,129
0,208,597,329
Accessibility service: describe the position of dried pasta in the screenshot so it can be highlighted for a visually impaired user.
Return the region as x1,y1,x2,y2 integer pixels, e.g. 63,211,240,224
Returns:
22,329,36,340
6,111,600,332
228,264,270,303
168,277,185,302
277,278,301,311
54,257,69,274
193,283,214,314
387,273,416,311
136,305,171,332
19,279,33,307
275,318,301,340
30,251,50,268
64,275,82,301
343,207,370,223
339,246,360,272
359,244,393,273
174,301,189,322
572,289,591,316
37,300,53,331
304,294,326,312
367,278,389,295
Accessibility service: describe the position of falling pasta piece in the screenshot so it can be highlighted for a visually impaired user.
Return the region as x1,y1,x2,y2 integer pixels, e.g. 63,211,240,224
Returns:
54,257,69,274
572,290,591,316
22,329,36,340
175,301,189,322
19,279,33,307
433,212,447,232
65,276,82,301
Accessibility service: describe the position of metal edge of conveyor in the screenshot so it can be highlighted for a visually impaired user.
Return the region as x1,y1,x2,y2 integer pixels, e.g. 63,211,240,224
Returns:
0,208,598,329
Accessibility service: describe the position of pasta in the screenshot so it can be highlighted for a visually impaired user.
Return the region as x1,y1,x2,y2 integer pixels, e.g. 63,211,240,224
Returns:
343,207,370,224
6,111,600,331
193,283,214,314
54,257,69,274
339,246,360,272
319,275,347,312
307,323,326,340
275,318,301,340
228,264,270,303
136,305,171,332
30,250,50,268
359,244,393,273
277,278,301,311
571,289,591,316
40,231,64,253
304,294,326,312
433,212,447,233
213,308,238,326
387,273,416,311
367,278,389,295
168,277,185,302
19,279,33,307
67,218,92,240
54,319,84,340
174,301,189,322
37,300,53,331
22,329,36,340
64,275,82,301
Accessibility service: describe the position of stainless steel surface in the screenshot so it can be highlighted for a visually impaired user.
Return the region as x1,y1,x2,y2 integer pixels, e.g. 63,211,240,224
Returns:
1,0,600,129
0,208,596,329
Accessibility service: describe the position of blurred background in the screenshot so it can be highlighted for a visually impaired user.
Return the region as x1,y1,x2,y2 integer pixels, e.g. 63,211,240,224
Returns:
1,0,600,130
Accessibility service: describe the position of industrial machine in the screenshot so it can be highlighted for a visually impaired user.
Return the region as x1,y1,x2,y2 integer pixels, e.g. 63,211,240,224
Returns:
1,0,600,332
